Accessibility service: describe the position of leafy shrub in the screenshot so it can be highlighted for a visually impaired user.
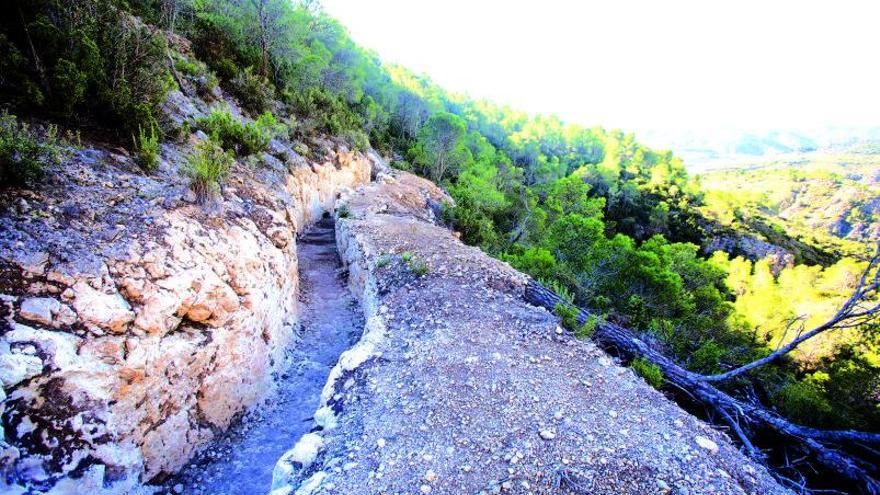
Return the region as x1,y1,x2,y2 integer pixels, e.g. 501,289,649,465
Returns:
291,87,361,135
688,339,725,374
3,1,173,133
774,380,834,427
231,67,275,114
408,258,429,277
0,111,61,186
553,302,580,331
400,251,414,263
391,160,412,171
173,52,219,96
197,107,284,156
341,129,370,152
133,125,160,172
184,137,233,203
336,203,350,218
375,255,391,269
631,357,664,389
575,314,600,340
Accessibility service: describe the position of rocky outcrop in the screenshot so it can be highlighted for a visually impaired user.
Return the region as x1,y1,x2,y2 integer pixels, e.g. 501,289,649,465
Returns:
0,129,373,491
270,172,789,495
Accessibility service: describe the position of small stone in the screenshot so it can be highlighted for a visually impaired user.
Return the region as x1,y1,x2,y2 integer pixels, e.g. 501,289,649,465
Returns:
173,484,184,494
420,484,432,494
19,297,61,326
695,435,719,454
657,479,671,492
553,410,564,420
424,469,437,482
376,438,386,448
539,430,556,440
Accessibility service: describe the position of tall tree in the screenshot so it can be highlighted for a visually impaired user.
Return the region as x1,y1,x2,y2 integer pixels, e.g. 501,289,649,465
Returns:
411,111,469,183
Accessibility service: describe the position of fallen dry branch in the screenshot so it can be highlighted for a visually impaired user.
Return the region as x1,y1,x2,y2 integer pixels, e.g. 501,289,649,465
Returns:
523,280,880,495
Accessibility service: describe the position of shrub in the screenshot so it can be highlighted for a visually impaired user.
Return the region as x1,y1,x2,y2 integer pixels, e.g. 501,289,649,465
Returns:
553,302,579,331
336,203,350,218
184,137,233,203
341,129,370,152
4,2,173,133
401,251,414,263
631,357,664,389
231,67,275,114
774,380,835,427
575,314,600,340
375,255,391,269
408,258,429,277
133,125,160,172
197,107,284,156
0,111,61,186
173,52,219,96
688,339,725,374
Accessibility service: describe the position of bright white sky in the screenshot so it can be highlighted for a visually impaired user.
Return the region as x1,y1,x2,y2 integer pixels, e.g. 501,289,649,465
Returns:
322,0,879,134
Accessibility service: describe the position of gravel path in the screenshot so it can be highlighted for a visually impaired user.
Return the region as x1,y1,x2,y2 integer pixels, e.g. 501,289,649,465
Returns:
272,172,790,495
162,218,363,495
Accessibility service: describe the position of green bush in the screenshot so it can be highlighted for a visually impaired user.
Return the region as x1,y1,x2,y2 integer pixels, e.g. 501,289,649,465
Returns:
336,203,350,218
375,255,391,269
2,1,173,133
197,107,284,156
774,380,834,427
553,302,580,331
631,357,664,389
341,129,370,152
184,137,234,203
231,67,275,114
133,125,160,172
408,258,429,277
0,111,61,186
575,314,600,340
291,87,362,135
173,52,219,96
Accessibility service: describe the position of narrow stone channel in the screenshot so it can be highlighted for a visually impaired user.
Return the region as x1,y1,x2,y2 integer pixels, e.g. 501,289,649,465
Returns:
163,217,363,495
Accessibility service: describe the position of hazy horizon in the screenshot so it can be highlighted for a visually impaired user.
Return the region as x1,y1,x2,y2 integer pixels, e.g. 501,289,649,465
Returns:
323,0,880,138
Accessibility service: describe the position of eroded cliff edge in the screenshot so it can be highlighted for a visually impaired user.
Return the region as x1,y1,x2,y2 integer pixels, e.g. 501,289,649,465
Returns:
271,172,790,495
0,118,373,492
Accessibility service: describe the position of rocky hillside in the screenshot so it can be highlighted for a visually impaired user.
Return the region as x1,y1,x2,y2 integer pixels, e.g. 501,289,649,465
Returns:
698,152,880,265
0,85,374,492
269,172,788,495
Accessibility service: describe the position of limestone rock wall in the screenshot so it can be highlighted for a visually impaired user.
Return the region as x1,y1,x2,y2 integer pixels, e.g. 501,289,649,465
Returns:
0,135,372,493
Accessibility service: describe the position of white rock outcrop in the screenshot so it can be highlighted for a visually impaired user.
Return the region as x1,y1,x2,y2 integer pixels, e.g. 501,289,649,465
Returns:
0,137,372,492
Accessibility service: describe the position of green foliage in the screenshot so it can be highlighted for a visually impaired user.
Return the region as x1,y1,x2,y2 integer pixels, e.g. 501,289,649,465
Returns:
336,203,350,218
408,258,429,277
133,124,160,172
631,357,664,389
409,112,469,183
400,251,414,263
0,111,61,186
1,0,173,133
774,379,835,427
375,254,391,269
341,129,370,152
197,107,284,156
554,302,579,331
575,314,600,340
184,137,233,203
231,67,275,114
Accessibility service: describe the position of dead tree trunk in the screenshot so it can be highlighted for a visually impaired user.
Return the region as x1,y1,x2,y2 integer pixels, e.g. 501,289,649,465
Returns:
523,280,880,495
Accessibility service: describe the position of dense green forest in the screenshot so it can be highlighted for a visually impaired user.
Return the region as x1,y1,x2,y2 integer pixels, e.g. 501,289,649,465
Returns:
1,0,877,437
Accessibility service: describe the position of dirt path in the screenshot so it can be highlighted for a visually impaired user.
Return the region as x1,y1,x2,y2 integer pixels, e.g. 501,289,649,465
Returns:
163,218,363,495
